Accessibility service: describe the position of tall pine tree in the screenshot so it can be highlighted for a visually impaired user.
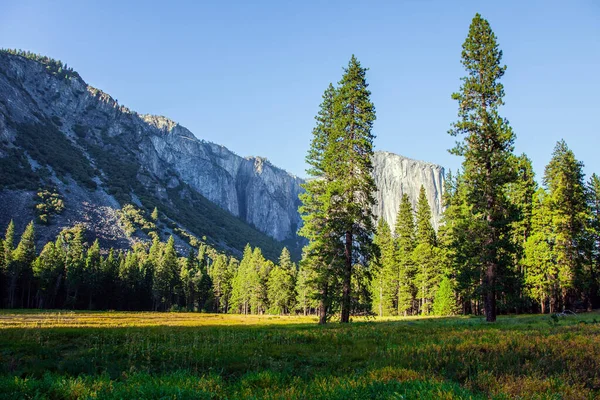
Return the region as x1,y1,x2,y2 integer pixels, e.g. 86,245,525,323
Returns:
449,14,517,321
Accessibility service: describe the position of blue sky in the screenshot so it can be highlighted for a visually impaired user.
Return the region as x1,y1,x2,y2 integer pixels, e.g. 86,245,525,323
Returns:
1,1,599,181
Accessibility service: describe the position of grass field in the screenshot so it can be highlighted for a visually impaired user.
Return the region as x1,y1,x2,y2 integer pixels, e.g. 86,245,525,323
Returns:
0,311,599,399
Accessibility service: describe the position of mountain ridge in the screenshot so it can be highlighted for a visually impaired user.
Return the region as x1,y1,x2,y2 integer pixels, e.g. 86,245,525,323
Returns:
0,49,445,259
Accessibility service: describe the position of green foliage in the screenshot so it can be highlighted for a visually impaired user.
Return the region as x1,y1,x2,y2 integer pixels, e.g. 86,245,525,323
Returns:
15,122,97,189
543,140,587,307
35,189,64,224
372,219,397,316
448,14,517,322
433,276,458,316
118,204,157,236
0,147,39,190
300,56,377,323
395,194,416,316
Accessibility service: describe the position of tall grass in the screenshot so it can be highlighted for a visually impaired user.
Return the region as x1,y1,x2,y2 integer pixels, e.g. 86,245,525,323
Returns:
0,311,598,399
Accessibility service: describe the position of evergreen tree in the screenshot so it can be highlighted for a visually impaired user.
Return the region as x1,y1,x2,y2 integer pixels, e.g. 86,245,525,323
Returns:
12,222,36,308
371,218,397,316
153,236,179,310
62,225,86,308
210,254,232,313
544,140,587,310
505,154,537,312
151,207,159,221
295,261,319,316
585,174,600,309
328,55,377,323
100,248,120,310
230,245,254,314
267,248,297,314
84,239,102,309
523,188,556,313
300,56,377,323
413,187,438,314
299,83,343,324
449,13,517,322
395,194,416,315
3,220,16,307
33,241,62,308
433,276,458,316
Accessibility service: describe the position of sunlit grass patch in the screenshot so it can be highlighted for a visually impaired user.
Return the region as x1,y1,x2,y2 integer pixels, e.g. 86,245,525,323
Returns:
0,310,599,398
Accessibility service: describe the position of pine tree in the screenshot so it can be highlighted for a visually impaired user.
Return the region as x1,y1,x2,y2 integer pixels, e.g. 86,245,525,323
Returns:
413,187,438,315
585,174,600,309
371,218,396,316
505,154,537,312
84,239,102,309
13,221,36,308
433,276,457,316
299,83,342,324
544,140,587,310
300,56,377,323
210,254,232,313
267,248,297,314
395,194,416,315
153,236,179,310
62,225,86,308
3,220,16,307
523,188,556,313
33,241,62,308
230,245,254,314
329,55,377,323
295,261,319,316
449,14,517,322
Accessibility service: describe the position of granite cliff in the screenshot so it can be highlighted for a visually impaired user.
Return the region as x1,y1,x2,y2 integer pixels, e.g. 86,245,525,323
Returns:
0,50,444,258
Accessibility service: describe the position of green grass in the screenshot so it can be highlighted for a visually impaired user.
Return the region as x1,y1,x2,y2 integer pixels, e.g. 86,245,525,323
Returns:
0,311,599,399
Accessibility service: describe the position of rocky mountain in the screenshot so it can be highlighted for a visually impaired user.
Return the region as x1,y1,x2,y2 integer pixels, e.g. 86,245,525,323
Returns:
0,50,444,260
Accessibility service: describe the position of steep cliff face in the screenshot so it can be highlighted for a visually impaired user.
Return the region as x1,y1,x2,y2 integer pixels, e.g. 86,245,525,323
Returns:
0,51,299,258
372,151,445,230
0,51,445,258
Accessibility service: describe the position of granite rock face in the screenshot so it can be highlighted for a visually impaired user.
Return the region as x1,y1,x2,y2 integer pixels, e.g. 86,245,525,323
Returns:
372,151,445,230
0,51,444,253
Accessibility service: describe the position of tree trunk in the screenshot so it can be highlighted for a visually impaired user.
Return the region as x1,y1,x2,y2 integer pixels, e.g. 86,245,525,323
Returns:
318,282,328,325
341,230,353,323
484,263,497,322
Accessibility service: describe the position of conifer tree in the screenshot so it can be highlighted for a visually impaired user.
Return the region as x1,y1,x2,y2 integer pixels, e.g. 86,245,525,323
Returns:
84,239,102,309
433,276,457,316
230,245,254,314
413,187,438,314
300,56,377,323
372,218,396,316
449,14,517,321
11,221,36,307
3,220,16,307
210,254,232,313
395,194,416,315
33,241,62,308
267,248,297,314
523,188,557,312
585,174,600,309
299,83,342,324
544,140,587,309
63,225,86,308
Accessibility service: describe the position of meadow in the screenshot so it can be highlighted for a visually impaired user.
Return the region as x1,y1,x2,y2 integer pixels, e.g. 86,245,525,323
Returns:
0,311,599,399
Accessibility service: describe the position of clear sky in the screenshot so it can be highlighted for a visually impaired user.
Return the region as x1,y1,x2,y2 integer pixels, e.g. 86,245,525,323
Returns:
1,0,599,181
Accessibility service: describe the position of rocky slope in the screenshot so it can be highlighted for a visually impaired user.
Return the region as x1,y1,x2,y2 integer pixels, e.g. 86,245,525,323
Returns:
0,50,444,258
